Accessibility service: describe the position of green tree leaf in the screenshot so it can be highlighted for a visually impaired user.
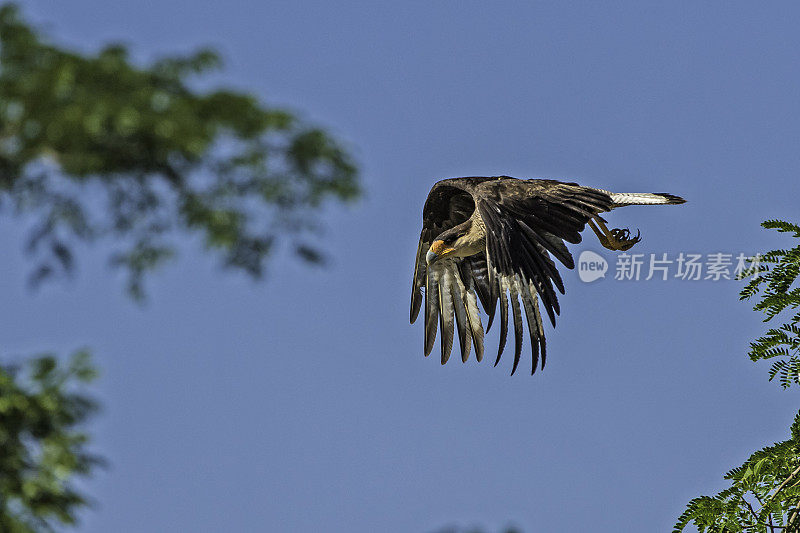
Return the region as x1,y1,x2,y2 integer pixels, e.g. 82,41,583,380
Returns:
0,350,100,532
0,3,360,299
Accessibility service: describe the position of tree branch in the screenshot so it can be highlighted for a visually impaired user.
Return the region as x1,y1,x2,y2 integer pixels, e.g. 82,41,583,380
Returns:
768,463,800,504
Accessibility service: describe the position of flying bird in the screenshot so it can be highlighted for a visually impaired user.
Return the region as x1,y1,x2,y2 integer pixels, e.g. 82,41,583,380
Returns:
410,176,686,375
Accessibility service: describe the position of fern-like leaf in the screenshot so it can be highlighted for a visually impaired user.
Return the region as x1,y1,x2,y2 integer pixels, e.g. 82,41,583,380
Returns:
675,221,800,531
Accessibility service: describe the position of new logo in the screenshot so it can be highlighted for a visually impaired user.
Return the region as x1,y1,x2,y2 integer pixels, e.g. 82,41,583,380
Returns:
578,250,608,283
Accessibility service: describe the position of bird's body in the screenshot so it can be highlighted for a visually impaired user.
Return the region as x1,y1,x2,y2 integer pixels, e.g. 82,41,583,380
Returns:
410,176,685,375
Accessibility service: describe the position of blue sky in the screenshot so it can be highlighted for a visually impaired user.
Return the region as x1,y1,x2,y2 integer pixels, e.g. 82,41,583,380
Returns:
5,1,800,531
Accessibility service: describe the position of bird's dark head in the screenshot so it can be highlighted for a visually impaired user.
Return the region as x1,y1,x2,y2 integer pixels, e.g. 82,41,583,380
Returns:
426,220,484,265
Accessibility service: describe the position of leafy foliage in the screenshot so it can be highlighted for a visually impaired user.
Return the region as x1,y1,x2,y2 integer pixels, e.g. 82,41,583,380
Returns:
0,350,100,532
674,411,800,532
739,220,800,388
675,220,800,532
0,3,360,298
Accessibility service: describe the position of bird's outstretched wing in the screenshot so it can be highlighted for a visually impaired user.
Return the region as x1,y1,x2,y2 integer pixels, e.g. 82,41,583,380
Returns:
421,258,485,364
475,179,612,373
410,180,483,364
411,177,613,375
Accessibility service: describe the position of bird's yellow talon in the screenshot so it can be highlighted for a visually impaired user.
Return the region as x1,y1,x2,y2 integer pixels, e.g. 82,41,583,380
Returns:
589,218,641,251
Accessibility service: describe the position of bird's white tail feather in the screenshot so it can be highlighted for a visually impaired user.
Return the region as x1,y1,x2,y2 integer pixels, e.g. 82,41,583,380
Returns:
602,191,686,206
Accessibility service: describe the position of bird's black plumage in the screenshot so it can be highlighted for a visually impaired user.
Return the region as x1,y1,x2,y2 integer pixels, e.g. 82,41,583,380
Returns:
410,176,615,375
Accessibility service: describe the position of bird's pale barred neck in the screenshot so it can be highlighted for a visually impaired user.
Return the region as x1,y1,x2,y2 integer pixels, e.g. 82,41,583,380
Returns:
410,176,685,375
442,215,486,258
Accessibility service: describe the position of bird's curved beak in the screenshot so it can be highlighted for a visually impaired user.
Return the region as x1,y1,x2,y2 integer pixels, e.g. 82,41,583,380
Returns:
426,240,454,265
